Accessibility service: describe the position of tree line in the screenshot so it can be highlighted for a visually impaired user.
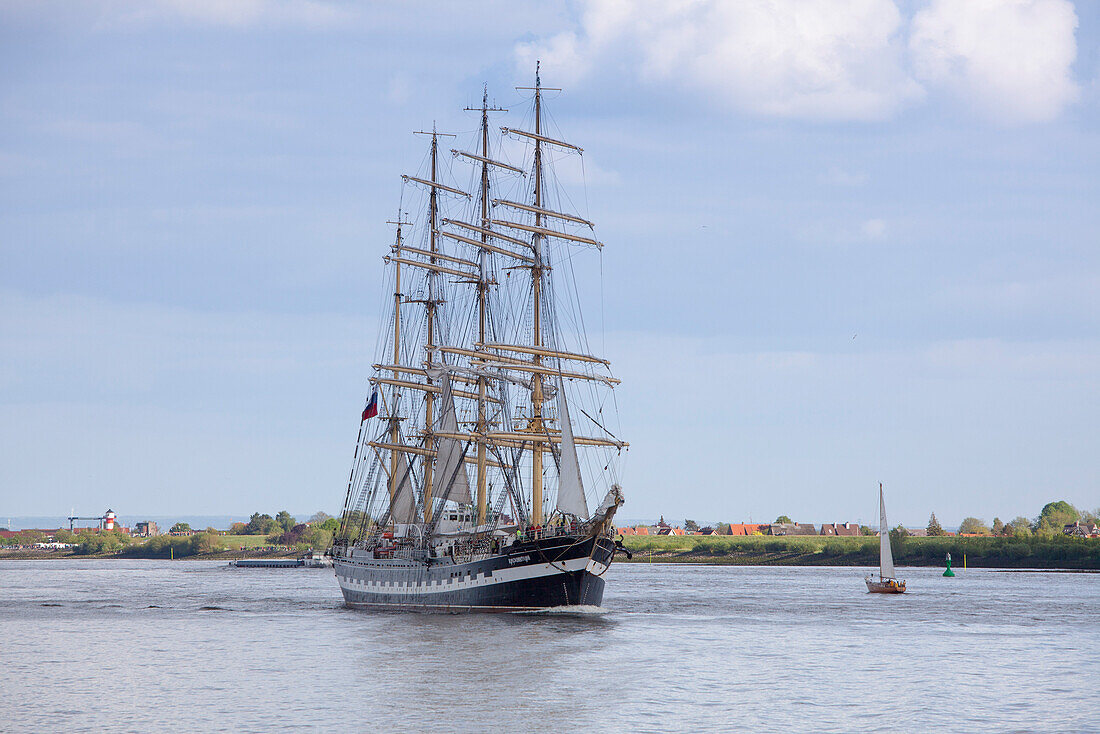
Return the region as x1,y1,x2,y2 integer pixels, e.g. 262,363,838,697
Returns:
897,500,1097,539
170,510,340,550
678,500,1097,540
2,509,342,556
225,510,339,551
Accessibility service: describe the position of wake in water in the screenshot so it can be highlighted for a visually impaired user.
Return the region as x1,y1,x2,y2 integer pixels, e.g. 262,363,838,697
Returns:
516,604,610,616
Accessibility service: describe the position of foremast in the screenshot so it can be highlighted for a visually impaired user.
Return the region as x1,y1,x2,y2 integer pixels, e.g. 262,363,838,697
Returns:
467,88,507,527
475,66,627,530
508,64,599,526
525,69,548,526
422,129,439,526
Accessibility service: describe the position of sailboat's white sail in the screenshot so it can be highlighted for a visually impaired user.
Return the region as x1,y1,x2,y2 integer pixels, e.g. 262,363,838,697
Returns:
390,449,418,524
432,370,472,505
554,377,588,520
879,485,896,579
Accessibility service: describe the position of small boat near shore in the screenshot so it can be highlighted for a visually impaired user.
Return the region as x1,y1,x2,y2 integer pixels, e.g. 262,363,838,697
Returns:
231,551,332,569
866,484,906,594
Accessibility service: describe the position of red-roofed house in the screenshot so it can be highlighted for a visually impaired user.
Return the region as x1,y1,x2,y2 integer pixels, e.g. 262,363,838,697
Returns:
820,523,860,536
835,522,860,536
1064,521,1100,538
728,523,770,536
0,528,65,540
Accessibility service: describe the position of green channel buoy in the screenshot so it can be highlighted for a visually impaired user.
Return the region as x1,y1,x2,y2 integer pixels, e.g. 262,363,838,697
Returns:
943,552,955,577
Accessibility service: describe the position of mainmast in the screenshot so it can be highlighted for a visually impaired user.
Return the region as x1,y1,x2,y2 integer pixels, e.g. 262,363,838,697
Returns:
424,130,439,524
526,66,552,525
409,126,455,526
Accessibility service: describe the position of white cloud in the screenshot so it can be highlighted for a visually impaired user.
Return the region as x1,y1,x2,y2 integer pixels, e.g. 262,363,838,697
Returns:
490,126,620,189
796,216,891,245
820,166,869,187
548,152,621,187
860,218,887,240
909,0,1080,123
517,0,1082,123
933,273,1100,321
387,74,412,105
920,338,1100,377
516,0,924,121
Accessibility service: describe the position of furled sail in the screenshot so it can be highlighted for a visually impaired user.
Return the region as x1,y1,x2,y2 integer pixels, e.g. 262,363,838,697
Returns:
593,484,624,520
390,449,418,524
432,370,472,505
879,485,896,579
554,377,588,519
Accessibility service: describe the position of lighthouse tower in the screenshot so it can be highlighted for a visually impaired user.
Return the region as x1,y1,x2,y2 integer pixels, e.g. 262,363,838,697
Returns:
104,509,116,531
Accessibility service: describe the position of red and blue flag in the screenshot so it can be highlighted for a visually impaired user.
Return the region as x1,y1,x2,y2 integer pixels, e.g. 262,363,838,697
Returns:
361,390,379,421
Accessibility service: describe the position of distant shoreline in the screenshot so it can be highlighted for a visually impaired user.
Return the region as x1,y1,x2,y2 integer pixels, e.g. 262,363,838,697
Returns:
1,552,1097,572
619,534,1100,570
620,552,1100,570
3,534,1099,570
0,548,299,562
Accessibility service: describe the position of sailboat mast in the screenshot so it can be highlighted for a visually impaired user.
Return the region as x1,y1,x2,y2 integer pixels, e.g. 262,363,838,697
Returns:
476,90,491,527
423,131,440,525
529,67,545,526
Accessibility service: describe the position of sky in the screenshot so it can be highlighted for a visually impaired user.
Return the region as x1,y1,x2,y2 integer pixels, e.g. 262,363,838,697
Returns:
1,0,1098,527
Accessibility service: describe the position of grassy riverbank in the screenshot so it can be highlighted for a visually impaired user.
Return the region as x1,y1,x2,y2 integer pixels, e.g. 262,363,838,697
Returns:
0,546,299,561
0,533,298,561
621,534,1100,569
5,533,1098,569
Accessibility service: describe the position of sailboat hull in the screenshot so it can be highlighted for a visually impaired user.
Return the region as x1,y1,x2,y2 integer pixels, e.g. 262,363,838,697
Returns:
865,578,906,594
334,534,614,612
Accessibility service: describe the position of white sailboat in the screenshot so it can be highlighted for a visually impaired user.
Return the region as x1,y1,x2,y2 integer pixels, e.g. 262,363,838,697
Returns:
865,483,906,594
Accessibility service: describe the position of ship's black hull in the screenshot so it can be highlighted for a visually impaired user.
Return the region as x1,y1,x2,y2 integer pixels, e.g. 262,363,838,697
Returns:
334,534,614,612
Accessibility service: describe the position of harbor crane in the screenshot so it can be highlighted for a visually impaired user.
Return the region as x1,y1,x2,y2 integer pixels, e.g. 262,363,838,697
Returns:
67,509,117,532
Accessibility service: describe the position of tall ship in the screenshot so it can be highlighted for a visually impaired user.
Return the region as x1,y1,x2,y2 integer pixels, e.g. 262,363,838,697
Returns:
332,69,629,612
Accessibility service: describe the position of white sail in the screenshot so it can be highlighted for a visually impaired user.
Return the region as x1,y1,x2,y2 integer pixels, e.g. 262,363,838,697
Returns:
879,484,896,579
554,377,589,520
432,370,472,505
390,449,418,524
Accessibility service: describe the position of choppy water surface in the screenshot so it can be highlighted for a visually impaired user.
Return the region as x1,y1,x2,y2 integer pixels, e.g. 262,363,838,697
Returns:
1,561,1096,732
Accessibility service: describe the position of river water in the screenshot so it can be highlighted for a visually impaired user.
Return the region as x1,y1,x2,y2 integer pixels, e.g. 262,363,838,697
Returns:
1,560,1095,732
